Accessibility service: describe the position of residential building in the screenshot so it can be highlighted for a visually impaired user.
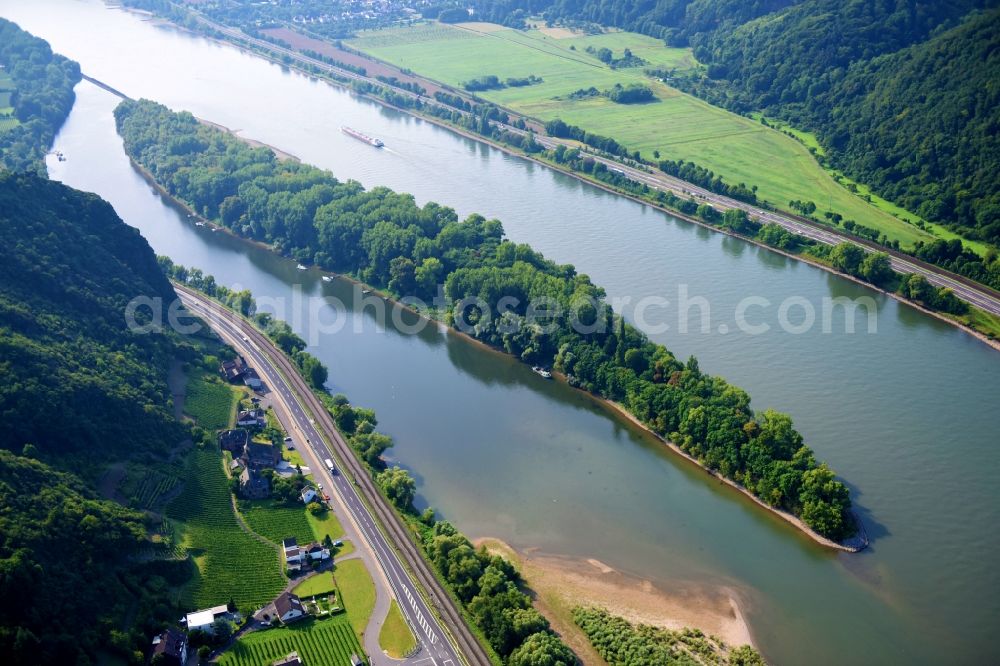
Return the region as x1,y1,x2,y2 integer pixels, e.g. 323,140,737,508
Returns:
185,604,230,633
283,537,304,571
239,467,270,499
300,486,317,504
243,440,280,468
219,428,249,453
273,652,303,666
220,357,246,382
273,591,307,623
237,408,266,428
243,367,263,390
150,628,187,666
256,591,307,624
303,542,331,561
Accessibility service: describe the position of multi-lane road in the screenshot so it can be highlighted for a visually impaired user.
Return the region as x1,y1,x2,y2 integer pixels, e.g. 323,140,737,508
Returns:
176,285,491,666
183,7,1000,318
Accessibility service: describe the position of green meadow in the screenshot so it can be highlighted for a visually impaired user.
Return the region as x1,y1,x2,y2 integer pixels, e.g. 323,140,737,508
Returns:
0,69,18,133
348,22,936,247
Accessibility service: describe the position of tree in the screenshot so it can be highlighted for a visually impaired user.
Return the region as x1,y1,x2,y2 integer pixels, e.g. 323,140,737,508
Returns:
389,256,417,295
696,203,718,222
350,431,393,468
307,501,325,515
829,242,865,275
377,466,417,512
508,631,576,666
859,252,894,285
211,618,232,642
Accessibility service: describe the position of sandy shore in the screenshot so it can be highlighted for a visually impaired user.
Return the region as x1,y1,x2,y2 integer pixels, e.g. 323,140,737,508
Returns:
476,538,755,665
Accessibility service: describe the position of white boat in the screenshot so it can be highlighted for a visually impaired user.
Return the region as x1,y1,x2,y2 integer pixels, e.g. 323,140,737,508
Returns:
296,264,308,270
532,366,553,379
194,221,205,227
322,276,333,282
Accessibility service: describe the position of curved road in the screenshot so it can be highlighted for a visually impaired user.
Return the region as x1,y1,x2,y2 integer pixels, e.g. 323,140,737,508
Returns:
176,285,491,666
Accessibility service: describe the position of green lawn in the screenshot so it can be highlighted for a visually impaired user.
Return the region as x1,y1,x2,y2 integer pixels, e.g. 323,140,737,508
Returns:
378,600,417,658
293,571,337,598
167,447,286,611
348,22,940,248
335,558,376,641
185,368,242,430
306,507,345,542
218,615,364,666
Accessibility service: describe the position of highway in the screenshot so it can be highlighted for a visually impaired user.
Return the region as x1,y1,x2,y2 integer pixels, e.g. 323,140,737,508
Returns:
183,6,1000,316
176,285,492,666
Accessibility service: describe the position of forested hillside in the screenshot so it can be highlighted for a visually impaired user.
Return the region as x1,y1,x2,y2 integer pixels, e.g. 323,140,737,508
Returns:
0,19,80,173
0,174,190,664
0,173,185,458
117,98,858,541
472,0,1000,245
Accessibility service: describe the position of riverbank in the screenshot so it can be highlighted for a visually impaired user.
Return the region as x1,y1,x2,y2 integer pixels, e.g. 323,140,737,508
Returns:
174,20,1000,349
475,537,756,663
602,399,868,552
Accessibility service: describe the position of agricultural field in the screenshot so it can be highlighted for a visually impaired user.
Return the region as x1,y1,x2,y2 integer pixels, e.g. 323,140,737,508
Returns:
185,368,243,431
378,600,417,658
217,615,364,666
347,22,937,247
167,447,286,611
118,462,182,511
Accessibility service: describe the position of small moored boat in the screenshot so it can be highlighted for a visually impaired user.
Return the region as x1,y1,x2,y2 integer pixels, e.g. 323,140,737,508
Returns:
322,276,333,282
532,366,553,379
296,264,308,270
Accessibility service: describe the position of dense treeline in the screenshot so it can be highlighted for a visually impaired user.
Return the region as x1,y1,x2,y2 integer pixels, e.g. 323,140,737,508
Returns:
573,607,765,666
0,19,81,174
116,99,857,540
472,0,1000,247
659,158,758,204
0,174,192,664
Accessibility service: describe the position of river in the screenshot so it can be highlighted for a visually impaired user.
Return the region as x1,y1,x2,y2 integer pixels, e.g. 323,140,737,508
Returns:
5,1,999,663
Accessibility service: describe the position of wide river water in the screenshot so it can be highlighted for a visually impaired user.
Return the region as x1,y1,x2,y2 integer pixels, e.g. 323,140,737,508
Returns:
4,1,999,663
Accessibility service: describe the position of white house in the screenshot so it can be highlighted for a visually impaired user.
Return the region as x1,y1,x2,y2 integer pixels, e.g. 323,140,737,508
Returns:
185,604,230,633
283,537,304,571
237,408,266,427
273,592,306,623
303,542,331,561
300,486,317,504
